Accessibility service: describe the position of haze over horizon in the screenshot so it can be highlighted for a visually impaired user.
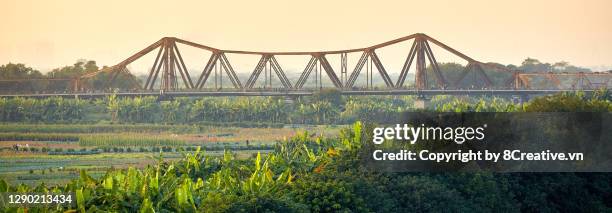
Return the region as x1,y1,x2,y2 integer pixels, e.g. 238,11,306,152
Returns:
2,0,611,74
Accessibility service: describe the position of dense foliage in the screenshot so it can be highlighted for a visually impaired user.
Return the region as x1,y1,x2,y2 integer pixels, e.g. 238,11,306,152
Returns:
0,97,87,122
2,90,610,126
431,90,611,112
0,93,415,124
1,92,611,212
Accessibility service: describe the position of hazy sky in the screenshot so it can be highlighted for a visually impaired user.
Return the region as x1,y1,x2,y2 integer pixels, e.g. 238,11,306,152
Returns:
1,0,611,75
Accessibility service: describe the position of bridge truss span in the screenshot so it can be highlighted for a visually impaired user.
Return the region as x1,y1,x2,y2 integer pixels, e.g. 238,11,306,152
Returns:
4,33,611,96
80,33,532,92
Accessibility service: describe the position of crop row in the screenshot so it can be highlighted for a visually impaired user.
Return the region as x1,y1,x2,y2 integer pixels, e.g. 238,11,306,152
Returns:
0,124,210,134
1,144,275,154
0,133,186,147
79,134,185,147
0,132,278,148
0,133,79,141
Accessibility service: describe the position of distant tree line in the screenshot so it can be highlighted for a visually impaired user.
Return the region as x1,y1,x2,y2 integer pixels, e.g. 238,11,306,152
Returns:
513,58,591,73
421,58,596,89
0,60,137,93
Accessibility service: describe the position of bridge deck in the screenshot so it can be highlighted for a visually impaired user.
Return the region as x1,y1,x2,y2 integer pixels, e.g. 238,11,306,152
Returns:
0,89,598,99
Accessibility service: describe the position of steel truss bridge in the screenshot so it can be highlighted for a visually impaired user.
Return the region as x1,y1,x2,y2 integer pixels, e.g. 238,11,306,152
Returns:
1,33,610,98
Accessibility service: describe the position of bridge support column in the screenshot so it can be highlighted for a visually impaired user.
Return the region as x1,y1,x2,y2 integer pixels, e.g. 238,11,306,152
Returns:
284,96,298,105
511,95,530,105
414,96,431,109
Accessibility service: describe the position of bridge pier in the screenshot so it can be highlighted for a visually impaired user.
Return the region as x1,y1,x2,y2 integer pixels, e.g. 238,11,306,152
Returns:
414,96,431,109
511,94,530,105
284,96,297,105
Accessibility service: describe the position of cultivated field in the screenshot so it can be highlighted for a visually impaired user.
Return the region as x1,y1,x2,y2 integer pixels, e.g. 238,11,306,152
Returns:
0,124,342,186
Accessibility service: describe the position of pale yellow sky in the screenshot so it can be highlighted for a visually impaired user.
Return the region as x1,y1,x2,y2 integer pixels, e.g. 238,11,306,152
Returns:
1,0,611,75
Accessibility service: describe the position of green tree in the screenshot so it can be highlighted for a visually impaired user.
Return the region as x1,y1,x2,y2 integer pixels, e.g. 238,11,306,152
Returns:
0,63,46,92
106,93,119,122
